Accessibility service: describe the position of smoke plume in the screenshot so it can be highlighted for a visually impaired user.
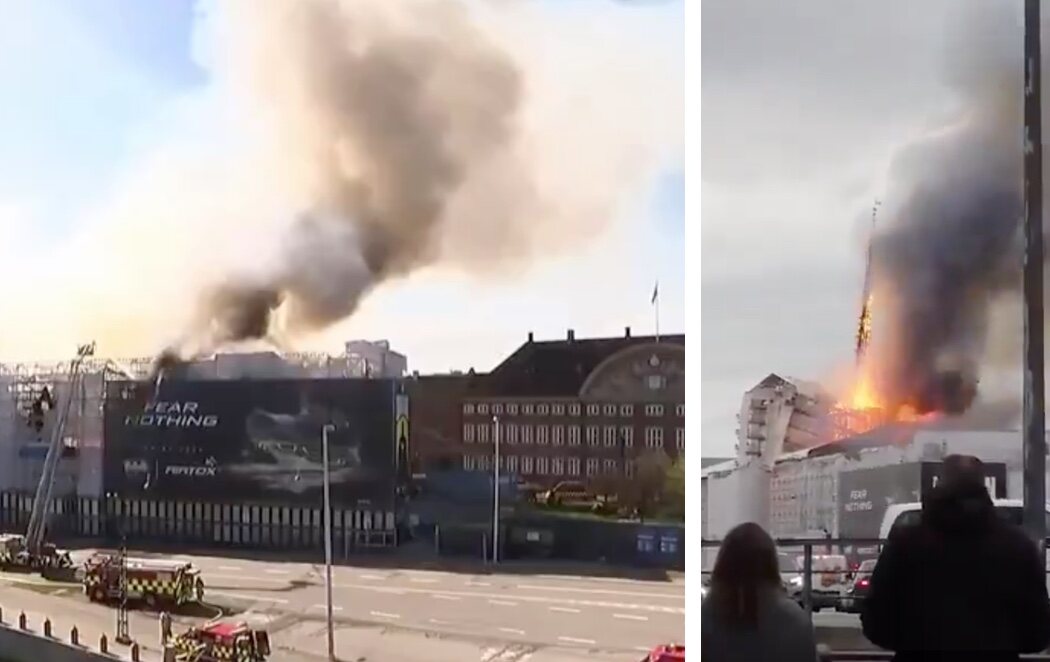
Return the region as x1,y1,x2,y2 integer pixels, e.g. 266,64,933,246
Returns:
865,2,1040,414
0,0,682,362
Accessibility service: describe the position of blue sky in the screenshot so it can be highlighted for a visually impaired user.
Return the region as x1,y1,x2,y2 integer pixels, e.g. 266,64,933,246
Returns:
0,0,683,369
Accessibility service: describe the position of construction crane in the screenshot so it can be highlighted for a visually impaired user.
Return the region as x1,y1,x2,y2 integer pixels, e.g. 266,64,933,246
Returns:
855,200,879,364
11,342,95,570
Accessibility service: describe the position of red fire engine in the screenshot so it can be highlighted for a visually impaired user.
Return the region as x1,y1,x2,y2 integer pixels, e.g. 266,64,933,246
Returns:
82,553,204,608
169,620,271,662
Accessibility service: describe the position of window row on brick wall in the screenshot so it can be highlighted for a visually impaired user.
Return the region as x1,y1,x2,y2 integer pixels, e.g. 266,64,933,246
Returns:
462,454,635,477
462,401,685,418
462,423,684,449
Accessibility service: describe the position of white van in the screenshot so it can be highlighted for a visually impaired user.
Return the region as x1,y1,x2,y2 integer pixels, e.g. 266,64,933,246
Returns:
782,553,852,611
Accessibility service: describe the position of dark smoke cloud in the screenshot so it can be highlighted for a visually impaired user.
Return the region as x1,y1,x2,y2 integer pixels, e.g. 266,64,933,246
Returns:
177,0,526,357
867,2,1040,415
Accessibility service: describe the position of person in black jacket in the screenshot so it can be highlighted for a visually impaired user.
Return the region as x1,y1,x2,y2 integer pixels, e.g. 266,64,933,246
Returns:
861,454,1050,660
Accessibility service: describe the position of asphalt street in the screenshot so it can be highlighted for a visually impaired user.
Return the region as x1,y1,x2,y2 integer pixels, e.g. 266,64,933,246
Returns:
0,550,685,661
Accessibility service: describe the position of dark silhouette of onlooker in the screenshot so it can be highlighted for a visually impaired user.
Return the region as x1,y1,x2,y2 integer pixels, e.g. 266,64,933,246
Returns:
701,522,818,662
862,454,1050,660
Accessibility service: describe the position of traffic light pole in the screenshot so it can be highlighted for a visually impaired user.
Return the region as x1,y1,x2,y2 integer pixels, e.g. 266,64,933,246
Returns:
116,536,131,645
1023,0,1047,550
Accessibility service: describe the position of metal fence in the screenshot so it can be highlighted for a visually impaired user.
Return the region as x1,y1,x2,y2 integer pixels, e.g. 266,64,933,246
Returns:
701,537,886,615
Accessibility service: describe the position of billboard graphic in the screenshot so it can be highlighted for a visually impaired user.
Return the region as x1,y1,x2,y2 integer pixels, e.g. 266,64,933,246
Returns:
103,379,396,508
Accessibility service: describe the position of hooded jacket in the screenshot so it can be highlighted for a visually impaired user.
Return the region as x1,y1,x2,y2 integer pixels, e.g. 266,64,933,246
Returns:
861,481,1050,661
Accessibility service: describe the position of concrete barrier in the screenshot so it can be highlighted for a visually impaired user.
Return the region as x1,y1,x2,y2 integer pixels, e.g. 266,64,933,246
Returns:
0,619,115,662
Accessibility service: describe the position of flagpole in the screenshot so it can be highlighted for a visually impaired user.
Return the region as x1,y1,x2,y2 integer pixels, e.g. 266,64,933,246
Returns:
653,281,661,343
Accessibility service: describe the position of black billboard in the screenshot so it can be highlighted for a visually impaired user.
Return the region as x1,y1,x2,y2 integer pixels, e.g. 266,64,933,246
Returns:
103,379,397,508
839,460,1009,541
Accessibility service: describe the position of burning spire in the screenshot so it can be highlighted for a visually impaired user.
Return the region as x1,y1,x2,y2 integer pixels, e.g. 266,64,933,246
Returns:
854,200,879,365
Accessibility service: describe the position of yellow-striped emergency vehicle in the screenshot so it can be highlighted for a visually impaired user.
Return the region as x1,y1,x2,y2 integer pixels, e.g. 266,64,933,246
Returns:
168,621,271,662
82,553,204,607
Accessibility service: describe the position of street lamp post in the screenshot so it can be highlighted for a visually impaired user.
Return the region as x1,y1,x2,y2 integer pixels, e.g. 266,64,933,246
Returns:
492,415,501,564
322,424,336,660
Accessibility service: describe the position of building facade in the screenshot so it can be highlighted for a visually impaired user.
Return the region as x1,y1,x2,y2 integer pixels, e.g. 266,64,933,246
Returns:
409,328,686,488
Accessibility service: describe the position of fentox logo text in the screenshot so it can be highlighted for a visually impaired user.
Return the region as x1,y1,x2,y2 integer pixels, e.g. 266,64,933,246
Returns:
124,401,219,428
166,456,219,477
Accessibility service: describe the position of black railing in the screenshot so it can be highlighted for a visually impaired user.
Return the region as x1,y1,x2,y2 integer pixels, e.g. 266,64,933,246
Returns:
701,537,886,614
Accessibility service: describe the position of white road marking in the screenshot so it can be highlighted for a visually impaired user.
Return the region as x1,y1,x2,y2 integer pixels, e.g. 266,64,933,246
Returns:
549,606,581,614
409,577,438,583
429,618,452,625
264,569,289,575
467,581,492,587
370,611,400,619
613,613,649,621
498,627,526,636
360,574,385,580
207,574,285,584
374,587,406,595
433,594,461,601
488,599,517,606
217,565,242,571
557,636,595,645
634,646,654,652
310,604,344,611
208,590,289,604
330,581,684,615
516,584,684,600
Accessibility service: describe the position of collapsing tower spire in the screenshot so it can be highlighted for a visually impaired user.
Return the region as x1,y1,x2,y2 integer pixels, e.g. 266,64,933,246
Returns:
855,200,880,364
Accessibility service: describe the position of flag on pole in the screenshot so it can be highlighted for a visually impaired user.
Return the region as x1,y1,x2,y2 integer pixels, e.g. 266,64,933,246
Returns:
651,281,659,305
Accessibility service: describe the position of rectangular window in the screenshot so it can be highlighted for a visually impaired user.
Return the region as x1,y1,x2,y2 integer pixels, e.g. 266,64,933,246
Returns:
603,404,616,417
676,427,685,450
552,457,564,475
626,459,635,478
506,424,518,444
464,455,475,470
552,425,565,446
587,403,600,416
645,404,665,417
522,425,534,445
493,403,504,415
621,426,634,447
569,403,581,416
537,456,549,475
463,403,475,415
568,426,581,446
522,456,534,474
537,404,550,416
586,458,599,476
508,455,519,473
586,426,600,446
464,424,475,443
621,404,634,417
477,454,490,471
676,403,685,417
646,426,664,448
604,425,617,447
552,404,565,416
508,403,519,415
479,403,490,415
568,457,581,475
604,459,618,474
523,403,535,415
537,425,549,445
478,423,490,444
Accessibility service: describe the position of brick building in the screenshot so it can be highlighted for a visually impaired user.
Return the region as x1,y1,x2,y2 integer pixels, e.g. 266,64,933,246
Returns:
408,328,685,487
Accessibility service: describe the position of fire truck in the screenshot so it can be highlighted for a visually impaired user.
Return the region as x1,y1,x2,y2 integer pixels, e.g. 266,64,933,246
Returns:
82,553,205,608
0,533,73,571
168,621,271,662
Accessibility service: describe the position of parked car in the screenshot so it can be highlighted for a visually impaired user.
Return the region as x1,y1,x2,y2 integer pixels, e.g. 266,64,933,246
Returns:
537,481,597,509
839,559,877,613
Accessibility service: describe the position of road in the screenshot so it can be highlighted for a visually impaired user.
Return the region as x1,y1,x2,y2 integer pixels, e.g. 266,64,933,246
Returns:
0,550,684,661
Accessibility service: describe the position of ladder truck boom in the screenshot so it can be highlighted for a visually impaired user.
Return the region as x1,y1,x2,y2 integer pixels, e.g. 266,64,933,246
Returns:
24,342,95,557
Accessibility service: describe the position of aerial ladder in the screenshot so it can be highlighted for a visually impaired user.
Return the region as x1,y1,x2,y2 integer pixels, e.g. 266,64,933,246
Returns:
1,342,95,572
854,200,879,364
